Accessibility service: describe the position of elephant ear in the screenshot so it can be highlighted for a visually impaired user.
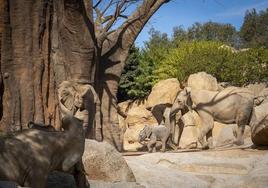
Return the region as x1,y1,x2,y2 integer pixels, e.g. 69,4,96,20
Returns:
58,81,77,112
144,125,153,137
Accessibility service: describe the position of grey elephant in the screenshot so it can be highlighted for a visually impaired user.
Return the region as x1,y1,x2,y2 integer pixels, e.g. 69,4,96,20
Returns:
138,124,171,152
58,80,102,140
0,115,88,188
169,87,254,149
27,121,56,131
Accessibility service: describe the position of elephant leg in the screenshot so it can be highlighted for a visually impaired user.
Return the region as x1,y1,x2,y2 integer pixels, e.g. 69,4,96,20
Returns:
206,129,213,149
198,112,214,149
234,124,245,146
24,169,48,188
73,160,90,188
160,136,169,152
148,136,157,153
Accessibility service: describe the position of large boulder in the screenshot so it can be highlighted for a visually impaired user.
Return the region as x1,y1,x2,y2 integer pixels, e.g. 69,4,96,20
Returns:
146,78,181,109
123,107,157,151
177,112,252,148
117,100,157,151
187,72,218,91
125,149,268,188
82,139,136,182
246,83,267,96
250,102,268,146
213,123,251,147
254,88,268,106
178,112,199,149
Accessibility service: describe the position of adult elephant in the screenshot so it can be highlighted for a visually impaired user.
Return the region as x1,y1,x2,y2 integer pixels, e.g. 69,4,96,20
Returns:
169,87,254,149
58,80,102,141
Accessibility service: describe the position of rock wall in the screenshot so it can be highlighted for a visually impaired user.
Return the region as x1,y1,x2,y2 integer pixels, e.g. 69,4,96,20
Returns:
120,73,268,151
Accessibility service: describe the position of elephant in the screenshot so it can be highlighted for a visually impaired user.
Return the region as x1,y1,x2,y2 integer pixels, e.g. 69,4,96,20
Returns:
169,87,254,149
27,121,56,131
138,124,176,152
58,80,102,140
0,115,89,188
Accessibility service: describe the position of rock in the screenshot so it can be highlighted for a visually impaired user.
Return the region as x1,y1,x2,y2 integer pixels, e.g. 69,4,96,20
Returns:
245,83,267,96
83,139,136,182
177,113,252,148
179,125,198,149
254,88,268,106
178,112,199,149
118,100,147,114
251,102,268,146
218,82,232,91
47,172,143,188
124,125,145,151
122,105,158,151
125,149,268,188
187,72,218,91
125,107,157,128
146,78,181,109
213,122,251,147
181,111,195,126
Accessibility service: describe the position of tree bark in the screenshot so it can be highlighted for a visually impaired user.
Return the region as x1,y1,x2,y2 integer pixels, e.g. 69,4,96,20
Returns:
96,0,169,151
0,0,169,151
0,0,95,132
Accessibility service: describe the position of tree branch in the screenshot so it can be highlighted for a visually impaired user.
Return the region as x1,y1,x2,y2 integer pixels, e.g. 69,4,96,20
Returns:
101,0,169,57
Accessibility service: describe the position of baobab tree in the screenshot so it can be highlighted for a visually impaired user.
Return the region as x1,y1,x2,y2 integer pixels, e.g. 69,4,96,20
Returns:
0,0,170,151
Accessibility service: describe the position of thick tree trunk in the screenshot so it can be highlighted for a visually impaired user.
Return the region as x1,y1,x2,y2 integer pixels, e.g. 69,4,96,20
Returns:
98,54,127,151
0,0,4,119
0,0,169,151
0,0,95,132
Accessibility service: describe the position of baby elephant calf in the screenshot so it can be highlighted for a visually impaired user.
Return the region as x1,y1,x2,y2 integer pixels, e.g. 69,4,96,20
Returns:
138,124,170,152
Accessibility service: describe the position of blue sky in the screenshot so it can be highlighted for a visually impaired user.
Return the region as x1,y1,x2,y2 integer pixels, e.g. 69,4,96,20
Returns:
135,0,268,47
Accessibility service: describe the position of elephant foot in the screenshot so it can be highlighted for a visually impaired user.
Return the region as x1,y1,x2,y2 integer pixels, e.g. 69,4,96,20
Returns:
201,142,210,150
160,149,166,153
233,140,244,146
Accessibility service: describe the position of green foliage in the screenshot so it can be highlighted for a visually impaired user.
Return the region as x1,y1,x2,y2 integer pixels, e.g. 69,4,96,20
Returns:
118,46,141,101
118,9,268,101
154,41,268,86
240,8,268,48
187,22,238,45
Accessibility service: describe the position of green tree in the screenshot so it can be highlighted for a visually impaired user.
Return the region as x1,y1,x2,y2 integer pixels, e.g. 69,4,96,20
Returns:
186,21,238,46
240,8,268,48
118,46,141,101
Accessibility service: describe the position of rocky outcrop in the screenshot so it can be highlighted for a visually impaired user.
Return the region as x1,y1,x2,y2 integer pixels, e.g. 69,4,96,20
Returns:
47,172,144,188
125,149,268,188
146,78,181,109
82,139,136,182
177,111,252,149
246,83,267,96
250,102,268,146
187,72,218,91
118,99,158,151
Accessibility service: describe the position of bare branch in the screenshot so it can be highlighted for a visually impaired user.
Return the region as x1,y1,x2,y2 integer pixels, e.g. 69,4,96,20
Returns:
93,0,102,9
101,0,170,57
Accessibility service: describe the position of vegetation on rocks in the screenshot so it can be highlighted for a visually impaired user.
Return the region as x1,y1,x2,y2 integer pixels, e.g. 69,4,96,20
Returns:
118,8,268,100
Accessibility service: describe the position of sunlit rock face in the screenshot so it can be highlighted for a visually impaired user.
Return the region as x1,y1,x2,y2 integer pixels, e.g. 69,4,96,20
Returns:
125,149,268,188
187,72,219,91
